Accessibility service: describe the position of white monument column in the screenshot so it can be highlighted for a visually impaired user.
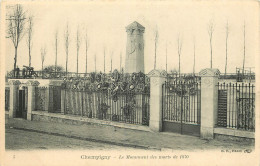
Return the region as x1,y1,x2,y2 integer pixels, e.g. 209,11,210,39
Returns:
199,68,220,139
148,69,167,132
8,80,21,118
125,21,145,73
26,80,40,120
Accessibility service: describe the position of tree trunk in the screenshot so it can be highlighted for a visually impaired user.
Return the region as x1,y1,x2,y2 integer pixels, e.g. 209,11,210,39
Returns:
95,54,96,73
225,37,228,77
42,62,44,79
179,53,180,77
86,47,88,73
66,52,68,77
193,43,195,75
29,44,31,67
154,42,157,69
165,45,167,73
120,53,122,72
111,58,112,73
77,49,79,74
210,38,212,68
55,40,57,73
242,24,246,77
14,46,18,77
104,51,106,73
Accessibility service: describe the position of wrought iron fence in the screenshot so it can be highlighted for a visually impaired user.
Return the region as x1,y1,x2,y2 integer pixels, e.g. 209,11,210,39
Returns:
166,74,201,83
5,87,10,111
162,80,201,124
219,73,255,82
35,87,47,111
64,89,150,125
217,82,255,131
34,86,62,112
62,70,150,126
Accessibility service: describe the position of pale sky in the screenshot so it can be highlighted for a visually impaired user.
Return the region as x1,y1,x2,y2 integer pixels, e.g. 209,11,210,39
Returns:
3,0,259,74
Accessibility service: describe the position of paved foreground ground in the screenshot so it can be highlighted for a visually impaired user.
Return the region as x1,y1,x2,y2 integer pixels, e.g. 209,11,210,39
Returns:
6,128,139,150
6,118,254,151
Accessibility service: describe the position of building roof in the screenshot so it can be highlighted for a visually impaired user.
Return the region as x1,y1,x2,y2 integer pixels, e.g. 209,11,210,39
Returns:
126,21,145,30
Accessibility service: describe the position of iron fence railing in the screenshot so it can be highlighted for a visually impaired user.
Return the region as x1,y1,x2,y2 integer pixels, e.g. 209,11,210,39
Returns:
5,87,10,111
166,74,201,83
62,71,150,126
34,86,61,112
35,87,48,111
162,81,201,124
219,73,255,81
64,89,150,125
7,70,92,80
217,82,255,131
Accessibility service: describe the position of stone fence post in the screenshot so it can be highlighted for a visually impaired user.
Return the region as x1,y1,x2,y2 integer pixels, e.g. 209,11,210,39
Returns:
60,84,66,115
48,85,54,113
199,68,220,139
44,85,54,113
8,80,21,118
26,80,40,120
148,69,167,132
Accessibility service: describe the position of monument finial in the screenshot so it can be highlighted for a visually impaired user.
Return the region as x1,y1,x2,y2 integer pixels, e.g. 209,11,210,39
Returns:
126,21,145,31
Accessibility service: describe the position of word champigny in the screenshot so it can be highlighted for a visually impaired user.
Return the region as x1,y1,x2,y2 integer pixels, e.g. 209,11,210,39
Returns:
126,155,149,159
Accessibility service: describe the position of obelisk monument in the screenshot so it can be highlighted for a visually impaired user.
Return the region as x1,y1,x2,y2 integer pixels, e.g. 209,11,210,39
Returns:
125,21,145,73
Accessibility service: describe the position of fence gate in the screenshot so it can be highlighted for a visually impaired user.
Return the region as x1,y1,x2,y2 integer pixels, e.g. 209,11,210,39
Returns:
17,86,28,119
162,81,201,136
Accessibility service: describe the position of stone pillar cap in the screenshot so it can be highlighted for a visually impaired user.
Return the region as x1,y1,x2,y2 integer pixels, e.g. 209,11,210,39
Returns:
199,68,220,77
26,80,40,86
148,69,167,78
8,80,21,85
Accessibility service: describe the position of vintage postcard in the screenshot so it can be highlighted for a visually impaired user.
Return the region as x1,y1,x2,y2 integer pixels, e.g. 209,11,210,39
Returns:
0,0,259,165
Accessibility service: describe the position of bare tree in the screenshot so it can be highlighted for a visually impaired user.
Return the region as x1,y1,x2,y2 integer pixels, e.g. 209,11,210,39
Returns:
154,26,159,69
6,4,27,75
177,34,182,77
26,15,33,67
120,52,122,72
76,26,81,74
165,42,168,72
207,20,215,68
85,28,89,73
64,23,70,76
224,21,229,77
94,53,97,73
242,21,246,77
41,46,47,75
54,30,58,72
110,51,113,73
104,47,106,73
193,37,196,75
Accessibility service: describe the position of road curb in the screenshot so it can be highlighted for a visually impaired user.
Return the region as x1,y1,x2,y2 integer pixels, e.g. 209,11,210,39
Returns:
8,126,162,151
